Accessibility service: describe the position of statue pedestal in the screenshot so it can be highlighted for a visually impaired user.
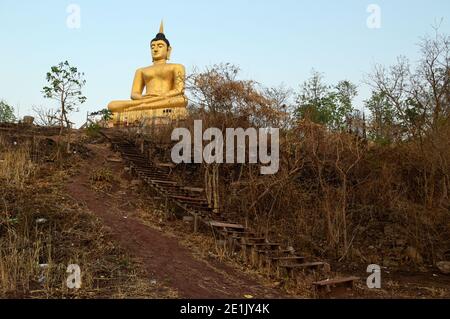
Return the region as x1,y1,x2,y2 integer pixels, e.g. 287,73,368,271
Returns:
111,107,187,127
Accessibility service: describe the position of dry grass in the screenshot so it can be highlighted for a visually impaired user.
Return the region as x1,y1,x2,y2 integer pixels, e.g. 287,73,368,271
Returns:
0,142,34,189
0,135,172,299
0,226,47,296
126,114,450,298
89,167,117,192
134,111,450,271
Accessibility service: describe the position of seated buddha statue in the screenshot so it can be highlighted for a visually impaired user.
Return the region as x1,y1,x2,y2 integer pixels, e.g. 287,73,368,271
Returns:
108,22,188,124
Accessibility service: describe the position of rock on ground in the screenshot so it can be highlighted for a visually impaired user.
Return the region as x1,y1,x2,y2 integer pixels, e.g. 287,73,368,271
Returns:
437,262,450,275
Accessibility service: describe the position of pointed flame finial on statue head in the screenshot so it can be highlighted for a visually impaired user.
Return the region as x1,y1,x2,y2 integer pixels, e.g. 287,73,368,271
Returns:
151,19,170,48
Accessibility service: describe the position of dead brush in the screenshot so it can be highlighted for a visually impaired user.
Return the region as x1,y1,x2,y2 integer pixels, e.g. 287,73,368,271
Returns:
0,179,161,298
0,224,46,296
140,111,450,268
0,143,35,189
0,136,164,298
89,167,117,192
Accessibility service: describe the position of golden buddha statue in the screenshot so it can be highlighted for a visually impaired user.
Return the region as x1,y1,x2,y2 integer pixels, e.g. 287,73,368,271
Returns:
108,21,188,124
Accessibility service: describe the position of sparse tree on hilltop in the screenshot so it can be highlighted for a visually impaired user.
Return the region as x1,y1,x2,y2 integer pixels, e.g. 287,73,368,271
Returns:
294,71,357,131
42,61,86,133
0,100,16,123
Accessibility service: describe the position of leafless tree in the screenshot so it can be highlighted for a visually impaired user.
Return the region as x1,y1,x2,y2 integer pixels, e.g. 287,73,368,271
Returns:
32,105,60,127
368,27,450,139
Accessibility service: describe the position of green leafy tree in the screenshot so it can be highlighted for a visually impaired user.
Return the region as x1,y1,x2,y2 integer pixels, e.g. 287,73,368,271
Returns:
42,61,86,131
91,108,113,122
365,91,395,143
333,80,358,129
295,71,357,130
294,71,332,124
0,100,16,123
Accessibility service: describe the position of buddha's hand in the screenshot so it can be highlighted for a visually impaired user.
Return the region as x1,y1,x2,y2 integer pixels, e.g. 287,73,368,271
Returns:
143,92,166,98
131,93,144,100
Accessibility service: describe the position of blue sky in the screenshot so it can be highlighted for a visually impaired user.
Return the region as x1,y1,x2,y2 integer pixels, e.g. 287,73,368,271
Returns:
1,0,449,127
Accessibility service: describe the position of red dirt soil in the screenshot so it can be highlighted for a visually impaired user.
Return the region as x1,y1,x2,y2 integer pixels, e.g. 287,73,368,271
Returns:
65,143,284,299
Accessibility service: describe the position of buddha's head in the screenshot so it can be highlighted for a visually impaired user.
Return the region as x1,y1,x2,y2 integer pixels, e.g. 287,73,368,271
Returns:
151,21,172,62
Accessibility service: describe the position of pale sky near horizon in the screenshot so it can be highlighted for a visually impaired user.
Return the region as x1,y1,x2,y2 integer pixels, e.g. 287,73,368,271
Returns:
1,0,450,127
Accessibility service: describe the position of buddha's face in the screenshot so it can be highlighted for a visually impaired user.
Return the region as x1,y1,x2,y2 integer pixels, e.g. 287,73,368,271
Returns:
151,40,170,62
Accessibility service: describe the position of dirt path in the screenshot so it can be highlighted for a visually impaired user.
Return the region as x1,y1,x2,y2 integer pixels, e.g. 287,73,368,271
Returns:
65,143,284,299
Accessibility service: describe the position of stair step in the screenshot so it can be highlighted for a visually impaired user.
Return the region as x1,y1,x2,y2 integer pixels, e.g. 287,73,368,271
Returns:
156,163,176,169
241,237,267,243
209,221,245,231
135,168,166,173
149,180,179,186
122,154,144,159
133,165,167,173
221,230,256,236
161,189,200,196
279,262,329,270
183,187,204,193
255,249,293,256
250,243,281,247
313,276,359,288
270,256,305,262
181,203,212,211
146,181,179,189
179,200,210,206
135,169,167,176
169,195,206,202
